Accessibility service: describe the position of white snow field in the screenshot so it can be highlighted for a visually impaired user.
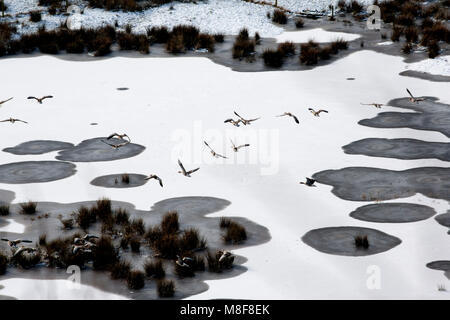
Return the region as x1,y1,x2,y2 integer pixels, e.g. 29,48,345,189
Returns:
4,0,287,37
0,50,449,300
0,278,128,300
1,0,376,38
275,28,361,43
405,55,450,77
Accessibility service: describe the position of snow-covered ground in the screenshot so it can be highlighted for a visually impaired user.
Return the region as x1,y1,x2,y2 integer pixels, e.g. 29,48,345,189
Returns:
0,49,449,299
1,0,376,37
405,55,450,77
4,0,287,37
0,278,128,299
269,0,373,12
275,28,360,43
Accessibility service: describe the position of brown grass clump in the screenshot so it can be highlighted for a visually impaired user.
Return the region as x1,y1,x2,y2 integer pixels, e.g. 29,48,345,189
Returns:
144,259,165,279
157,279,175,297
20,201,37,215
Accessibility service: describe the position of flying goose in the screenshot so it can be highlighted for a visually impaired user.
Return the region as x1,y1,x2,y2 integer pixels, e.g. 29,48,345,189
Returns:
0,97,13,106
107,133,131,142
360,103,383,108
406,88,425,103
224,118,242,127
27,95,53,104
230,139,250,152
300,177,316,187
178,159,200,177
144,174,163,187
308,108,329,117
176,255,193,267
101,139,129,149
204,141,227,159
234,111,260,125
276,112,299,124
0,117,28,124
1,238,32,247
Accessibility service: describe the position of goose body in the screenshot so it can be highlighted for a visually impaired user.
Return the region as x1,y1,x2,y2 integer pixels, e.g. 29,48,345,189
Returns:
1,238,32,247
234,111,260,125
308,108,328,117
0,117,28,124
107,133,131,142
204,141,227,159
406,88,425,103
177,159,200,177
230,139,250,152
145,174,163,187
224,118,242,127
101,139,129,149
300,177,316,187
27,95,53,104
277,112,299,124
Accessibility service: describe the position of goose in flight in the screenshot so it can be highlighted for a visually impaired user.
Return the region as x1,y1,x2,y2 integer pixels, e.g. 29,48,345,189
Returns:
360,103,383,108
224,118,242,127
276,112,299,124
27,95,53,104
230,139,250,152
144,174,163,187
178,159,200,177
0,117,28,124
234,111,260,125
1,238,32,248
300,177,316,187
308,108,329,117
176,255,193,267
204,141,227,159
107,133,131,142
406,88,425,103
0,97,13,106
101,139,129,149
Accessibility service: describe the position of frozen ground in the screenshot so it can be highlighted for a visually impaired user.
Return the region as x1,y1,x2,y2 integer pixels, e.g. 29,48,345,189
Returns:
268,0,374,12
0,49,449,299
4,0,287,37
404,55,450,77
2,0,376,37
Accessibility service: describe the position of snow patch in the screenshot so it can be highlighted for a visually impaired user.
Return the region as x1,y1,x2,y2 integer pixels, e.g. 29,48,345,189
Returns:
405,56,450,77
275,28,360,43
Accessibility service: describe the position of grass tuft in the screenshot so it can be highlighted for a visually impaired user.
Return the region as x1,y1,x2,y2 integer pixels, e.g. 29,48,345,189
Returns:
127,270,145,290
0,204,9,216
144,259,166,279
157,279,175,297
20,201,37,215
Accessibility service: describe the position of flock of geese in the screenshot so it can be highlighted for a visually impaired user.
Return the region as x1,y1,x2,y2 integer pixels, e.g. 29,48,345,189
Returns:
0,87,429,276
0,95,54,124
0,88,426,190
